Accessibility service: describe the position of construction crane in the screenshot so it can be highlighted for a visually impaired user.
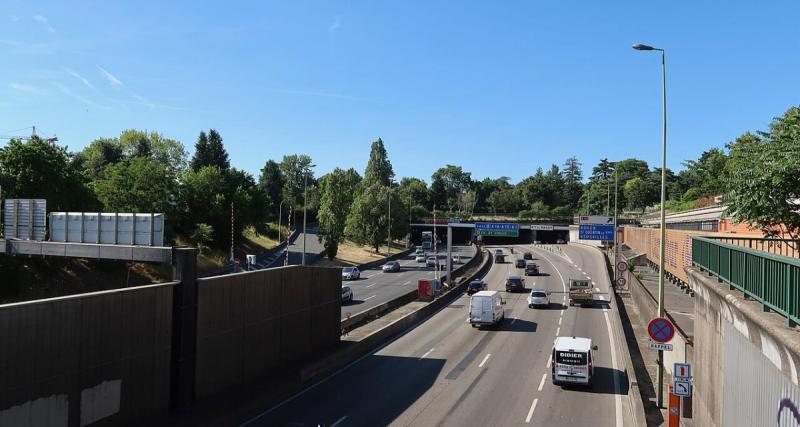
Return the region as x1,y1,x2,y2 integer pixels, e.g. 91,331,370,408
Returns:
0,126,58,143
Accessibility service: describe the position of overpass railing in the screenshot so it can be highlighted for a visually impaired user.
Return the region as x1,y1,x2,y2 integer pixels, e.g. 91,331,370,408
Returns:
692,236,800,327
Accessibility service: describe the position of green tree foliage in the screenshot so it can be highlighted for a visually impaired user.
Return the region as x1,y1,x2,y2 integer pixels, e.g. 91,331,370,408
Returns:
363,138,394,187
591,158,614,181
93,156,177,213
190,131,210,172
561,156,583,209
398,177,430,210
624,176,650,212
0,136,94,211
117,130,187,175
487,188,524,213
258,159,284,218
191,223,214,253
430,165,472,211
190,129,229,171
280,154,314,207
74,138,124,181
318,168,361,258
726,107,800,240
474,177,511,212
345,183,406,252
680,148,729,197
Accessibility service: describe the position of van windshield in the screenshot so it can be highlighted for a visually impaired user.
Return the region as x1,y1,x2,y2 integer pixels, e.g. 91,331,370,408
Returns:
556,351,587,365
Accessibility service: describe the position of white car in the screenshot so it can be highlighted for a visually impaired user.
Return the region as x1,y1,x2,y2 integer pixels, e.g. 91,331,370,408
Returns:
527,289,550,308
341,286,353,303
452,254,462,264
341,266,360,280
426,256,439,268
415,254,427,262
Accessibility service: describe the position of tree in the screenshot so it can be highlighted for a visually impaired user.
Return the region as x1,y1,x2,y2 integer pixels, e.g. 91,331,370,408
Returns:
681,148,729,198
117,130,187,175
0,136,95,211
561,156,584,209
345,183,406,252
430,165,472,211
190,129,229,171
474,177,511,213
624,176,650,212
487,188,524,213
280,154,314,208
591,158,614,181
398,177,430,211
75,138,124,180
93,157,176,214
190,131,210,172
726,107,800,241
318,168,361,258
258,159,285,219
179,166,229,243
363,138,394,187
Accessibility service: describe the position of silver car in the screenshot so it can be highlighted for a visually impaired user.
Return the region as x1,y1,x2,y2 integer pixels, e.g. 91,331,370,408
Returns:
342,286,353,303
382,261,401,272
415,254,427,262
527,289,550,308
342,266,360,280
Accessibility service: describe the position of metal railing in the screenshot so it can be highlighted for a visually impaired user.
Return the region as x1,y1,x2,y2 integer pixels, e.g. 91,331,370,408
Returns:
710,236,800,259
692,236,800,327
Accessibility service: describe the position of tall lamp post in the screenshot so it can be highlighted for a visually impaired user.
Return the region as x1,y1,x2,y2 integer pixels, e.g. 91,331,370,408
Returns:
633,42,668,408
302,164,317,265
278,199,285,253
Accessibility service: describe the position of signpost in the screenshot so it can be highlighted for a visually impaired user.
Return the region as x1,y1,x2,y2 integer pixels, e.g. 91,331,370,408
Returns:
673,379,692,397
648,317,675,343
475,222,519,237
578,215,614,241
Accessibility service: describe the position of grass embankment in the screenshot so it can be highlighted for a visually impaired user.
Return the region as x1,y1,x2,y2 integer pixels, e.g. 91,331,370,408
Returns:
314,240,407,268
193,223,286,272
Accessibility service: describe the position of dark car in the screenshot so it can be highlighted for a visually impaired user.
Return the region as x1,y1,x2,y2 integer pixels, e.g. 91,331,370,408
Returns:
525,262,539,276
523,252,533,260
505,275,526,292
515,258,526,268
467,280,487,296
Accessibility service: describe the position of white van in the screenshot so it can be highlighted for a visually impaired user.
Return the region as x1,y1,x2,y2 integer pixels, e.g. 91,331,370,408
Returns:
551,336,597,386
469,291,505,328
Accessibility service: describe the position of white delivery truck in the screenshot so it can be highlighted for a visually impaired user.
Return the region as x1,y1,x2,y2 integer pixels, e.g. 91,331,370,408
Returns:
551,336,598,386
469,290,505,328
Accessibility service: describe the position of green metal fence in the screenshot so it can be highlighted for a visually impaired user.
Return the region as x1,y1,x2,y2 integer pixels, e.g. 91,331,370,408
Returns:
692,236,800,327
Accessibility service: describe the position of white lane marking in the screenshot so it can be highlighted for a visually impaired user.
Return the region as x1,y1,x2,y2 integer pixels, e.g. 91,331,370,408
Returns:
595,287,600,292
363,295,376,301
403,281,411,286
331,416,347,427
603,310,623,427
525,398,539,423
537,373,547,391
365,283,376,288
555,326,560,335
586,275,592,280
478,353,492,368
592,281,597,286
420,348,434,359
558,317,562,326
547,354,552,367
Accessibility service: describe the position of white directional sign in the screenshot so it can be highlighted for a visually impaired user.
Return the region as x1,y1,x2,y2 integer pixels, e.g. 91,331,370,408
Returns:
674,362,691,379
673,379,692,397
647,341,674,351
530,224,554,231
579,215,614,225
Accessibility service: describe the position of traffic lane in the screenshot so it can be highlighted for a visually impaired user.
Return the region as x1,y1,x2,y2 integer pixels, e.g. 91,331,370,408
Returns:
526,245,624,427
247,253,507,426
340,246,477,320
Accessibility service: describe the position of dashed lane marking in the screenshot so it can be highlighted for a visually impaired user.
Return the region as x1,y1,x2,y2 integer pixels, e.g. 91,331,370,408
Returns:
525,398,539,423
537,373,547,391
478,353,492,368
420,348,434,359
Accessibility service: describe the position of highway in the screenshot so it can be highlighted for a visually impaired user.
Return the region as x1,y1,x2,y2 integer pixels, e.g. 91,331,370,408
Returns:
245,243,632,427
341,245,477,321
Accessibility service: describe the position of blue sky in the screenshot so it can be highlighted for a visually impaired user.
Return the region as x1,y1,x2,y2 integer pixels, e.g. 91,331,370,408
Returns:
2,1,799,183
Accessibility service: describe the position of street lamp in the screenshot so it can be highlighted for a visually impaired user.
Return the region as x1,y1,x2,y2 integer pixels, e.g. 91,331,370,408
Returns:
302,164,317,265
278,199,285,250
633,41,668,408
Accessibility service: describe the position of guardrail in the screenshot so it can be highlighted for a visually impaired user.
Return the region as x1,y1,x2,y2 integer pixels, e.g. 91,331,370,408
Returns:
692,236,800,327
707,236,800,259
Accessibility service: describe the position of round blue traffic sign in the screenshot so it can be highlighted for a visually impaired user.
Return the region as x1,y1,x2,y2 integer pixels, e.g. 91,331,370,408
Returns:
648,317,675,343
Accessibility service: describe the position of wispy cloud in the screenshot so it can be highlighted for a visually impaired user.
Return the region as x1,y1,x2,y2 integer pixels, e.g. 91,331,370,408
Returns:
32,14,56,33
54,83,112,110
10,82,46,95
9,14,19,22
64,68,94,90
97,65,122,86
267,87,358,100
329,17,341,32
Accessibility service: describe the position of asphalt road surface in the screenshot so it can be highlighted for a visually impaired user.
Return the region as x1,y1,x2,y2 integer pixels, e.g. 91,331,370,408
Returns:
244,243,632,427
341,245,477,321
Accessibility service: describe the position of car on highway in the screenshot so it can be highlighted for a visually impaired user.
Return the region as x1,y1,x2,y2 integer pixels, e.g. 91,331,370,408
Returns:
341,266,360,280
466,279,487,296
556,239,566,244
469,290,505,328
382,261,401,272
523,251,533,260
426,256,439,268
415,247,425,256
515,258,526,268
452,254,462,264
527,289,550,308
415,253,427,262
341,285,353,303
552,336,597,387
525,262,539,276
505,275,526,292
494,249,503,256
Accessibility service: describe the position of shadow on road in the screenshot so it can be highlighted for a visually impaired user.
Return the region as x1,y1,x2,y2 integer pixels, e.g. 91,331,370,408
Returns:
589,367,630,395
491,317,538,332
343,299,365,306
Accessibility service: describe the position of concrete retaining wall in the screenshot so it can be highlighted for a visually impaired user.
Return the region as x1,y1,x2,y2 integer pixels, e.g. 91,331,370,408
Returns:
0,283,176,427
689,267,800,427
194,265,340,399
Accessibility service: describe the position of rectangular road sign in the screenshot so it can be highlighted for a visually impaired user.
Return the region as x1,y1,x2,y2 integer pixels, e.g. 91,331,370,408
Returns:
673,380,692,397
579,224,615,240
647,341,674,351
579,215,613,225
674,362,691,379
530,224,554,231
475,222,519,237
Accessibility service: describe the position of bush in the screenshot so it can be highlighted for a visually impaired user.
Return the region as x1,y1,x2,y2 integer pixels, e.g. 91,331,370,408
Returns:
191,223,214,253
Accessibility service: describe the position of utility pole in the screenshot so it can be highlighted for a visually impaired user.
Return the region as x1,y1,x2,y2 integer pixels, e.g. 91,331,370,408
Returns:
387,188,392,256
230,201,235,268
613,166,619,284
606,179,611,216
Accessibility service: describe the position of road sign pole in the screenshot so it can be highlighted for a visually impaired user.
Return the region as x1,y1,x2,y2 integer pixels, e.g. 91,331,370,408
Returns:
668,387,680,427
446,225,452,287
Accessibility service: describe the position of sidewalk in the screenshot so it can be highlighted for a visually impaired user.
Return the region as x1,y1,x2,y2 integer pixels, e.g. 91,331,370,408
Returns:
618,246,696,426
